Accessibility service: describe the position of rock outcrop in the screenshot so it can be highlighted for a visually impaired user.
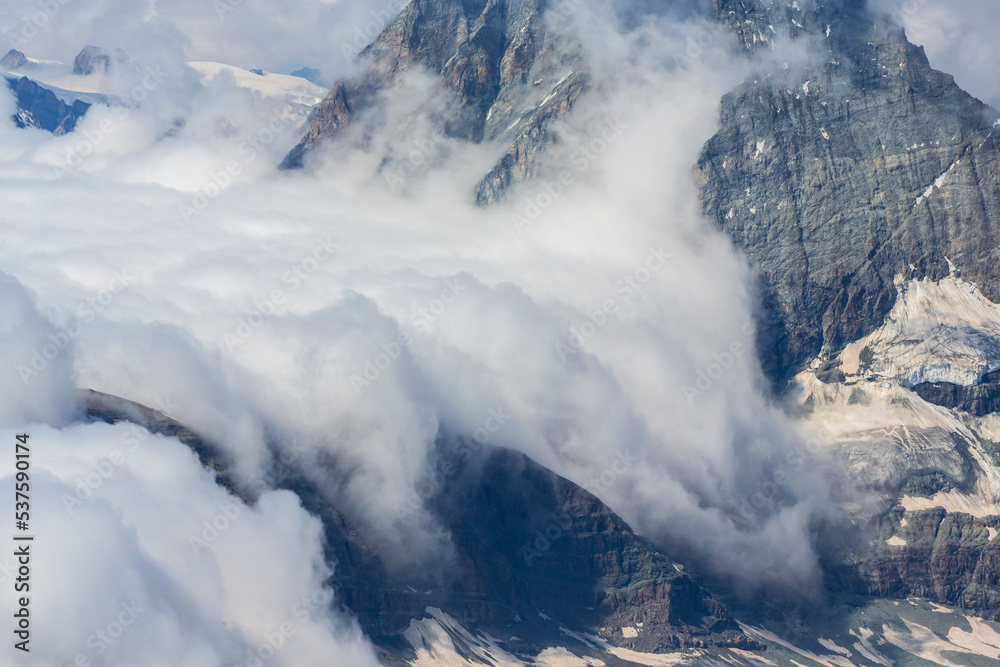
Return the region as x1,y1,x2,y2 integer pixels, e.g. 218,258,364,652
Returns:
280,0,589,204
697,0,1000,388
0,49,30,71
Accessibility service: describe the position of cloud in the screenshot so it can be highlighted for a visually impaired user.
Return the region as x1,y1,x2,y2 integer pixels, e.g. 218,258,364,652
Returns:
0,0,407,82
0,422,380,666
0,272,77,427
0,1,890,660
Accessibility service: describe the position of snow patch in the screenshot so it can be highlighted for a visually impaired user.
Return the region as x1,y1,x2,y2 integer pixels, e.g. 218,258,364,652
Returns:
742,626,857,667
883,618,1000,665
533,648,606,666
405,608,524,666
730,648,777,665
838,275,1000,387
849,628,894,666
817,638,851,656
946,616,1000,659
916,160,960,205
900,491,1000,517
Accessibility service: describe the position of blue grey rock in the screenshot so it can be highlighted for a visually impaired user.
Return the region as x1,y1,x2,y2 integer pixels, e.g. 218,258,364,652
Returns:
5,75,90,134
0,49,30,71
290,66,322,84
83,389,756,661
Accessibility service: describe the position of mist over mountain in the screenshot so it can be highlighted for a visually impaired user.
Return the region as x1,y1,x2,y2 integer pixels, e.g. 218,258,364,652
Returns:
2,0,1000,666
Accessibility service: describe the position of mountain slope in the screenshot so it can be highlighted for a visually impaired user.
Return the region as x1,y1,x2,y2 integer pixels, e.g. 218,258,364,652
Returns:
279,0,589,204
697,0,1000,388
83,389,754,664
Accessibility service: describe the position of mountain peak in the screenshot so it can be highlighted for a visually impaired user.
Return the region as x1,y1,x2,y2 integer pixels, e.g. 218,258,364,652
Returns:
0,49,29,70
72,44,133,75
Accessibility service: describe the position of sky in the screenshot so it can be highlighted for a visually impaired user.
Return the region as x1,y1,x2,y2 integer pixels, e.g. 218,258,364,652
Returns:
868,0,1000,110
0,0,995,665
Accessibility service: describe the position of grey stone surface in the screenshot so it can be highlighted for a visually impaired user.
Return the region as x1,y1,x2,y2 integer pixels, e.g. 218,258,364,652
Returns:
697,0,1000,388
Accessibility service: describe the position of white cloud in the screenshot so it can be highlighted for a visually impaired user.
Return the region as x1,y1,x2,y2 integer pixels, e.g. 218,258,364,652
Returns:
0,2,890,662
0,422,380,666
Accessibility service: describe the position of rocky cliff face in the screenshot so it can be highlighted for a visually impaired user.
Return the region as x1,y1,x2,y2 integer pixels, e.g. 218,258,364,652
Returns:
72,45,133,76
287,0,1000,389
85,0,1000,658
832,506,1000,619
697,0,1000,388
84,390,754,663
693,0,1000,635
4,75,90,134
280,0,589,204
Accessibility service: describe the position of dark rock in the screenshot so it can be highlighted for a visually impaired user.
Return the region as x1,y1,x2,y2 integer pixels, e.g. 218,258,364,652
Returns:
697,0,1000,388
5,75,90,134
913,380,1000,416
84,390,236,491
815,358,846,384
830,506,1000,619
249,68,265,76
899,471,957,496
